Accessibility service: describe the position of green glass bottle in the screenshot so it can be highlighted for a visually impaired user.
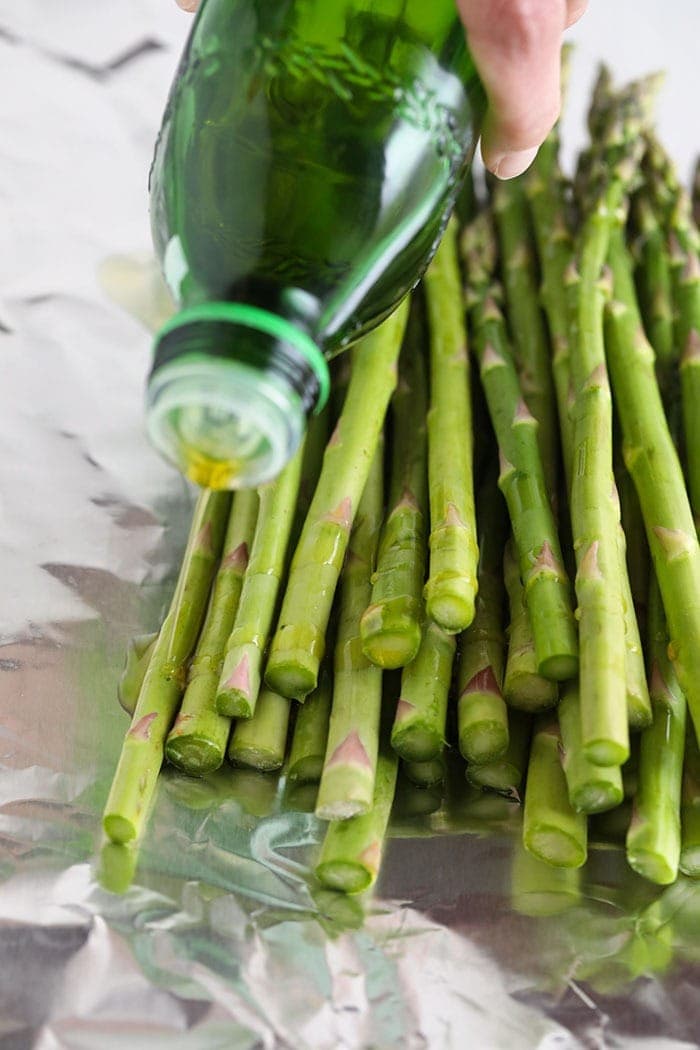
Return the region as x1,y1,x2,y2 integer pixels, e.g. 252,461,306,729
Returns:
148,0,484,488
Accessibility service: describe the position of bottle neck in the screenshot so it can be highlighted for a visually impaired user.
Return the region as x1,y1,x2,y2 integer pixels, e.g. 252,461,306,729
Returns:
146,302,330,490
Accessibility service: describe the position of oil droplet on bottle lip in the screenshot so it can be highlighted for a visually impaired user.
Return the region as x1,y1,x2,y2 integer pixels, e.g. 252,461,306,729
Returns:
184,449,243,490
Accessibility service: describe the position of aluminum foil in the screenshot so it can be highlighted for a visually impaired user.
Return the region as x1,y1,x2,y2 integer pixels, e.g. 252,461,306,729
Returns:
1,3,699,1047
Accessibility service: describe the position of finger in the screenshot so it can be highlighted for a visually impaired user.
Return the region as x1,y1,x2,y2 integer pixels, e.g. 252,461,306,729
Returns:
176,0,199,11
456,0,568,179
566,0,587,27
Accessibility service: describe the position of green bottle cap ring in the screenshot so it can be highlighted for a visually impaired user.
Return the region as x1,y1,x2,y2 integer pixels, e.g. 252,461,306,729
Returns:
156,302,330,413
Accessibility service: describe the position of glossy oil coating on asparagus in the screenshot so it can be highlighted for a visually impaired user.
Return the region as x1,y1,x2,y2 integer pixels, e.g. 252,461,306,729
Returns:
103,490,231,843
266,303,408,699
361,302,428,669
165,489,258,773
423,220,478,633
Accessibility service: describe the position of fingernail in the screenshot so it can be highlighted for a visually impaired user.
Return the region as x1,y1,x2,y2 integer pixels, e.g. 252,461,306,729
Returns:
489,146,539,180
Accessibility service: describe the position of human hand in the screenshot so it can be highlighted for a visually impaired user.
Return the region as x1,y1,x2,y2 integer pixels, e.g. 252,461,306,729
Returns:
174,0,587,179
456,0,586,178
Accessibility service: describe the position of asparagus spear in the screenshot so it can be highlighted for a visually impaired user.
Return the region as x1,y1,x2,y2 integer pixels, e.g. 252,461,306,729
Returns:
558,682,624,815
217,445,305,718
266,302,408,699
423,220,478,633
165,489,258,773
456,471,509,765
361,303,428,668
227,687,291,772
626,581,686,885
568,77,659,767
523,715,588,869
680,729,700,877
526,124,650,727
491,176,559,492
501,542,558,712
525,52,576,493
390,618,455,762
117,632,157,716
103,490,231,844
632,190,675,377
466,710,531,797
286,664,332,783
315,739,398,894
693,157,700,227
671,193,700,524
467,285,578,681
605,223,700,747
315,447,385,820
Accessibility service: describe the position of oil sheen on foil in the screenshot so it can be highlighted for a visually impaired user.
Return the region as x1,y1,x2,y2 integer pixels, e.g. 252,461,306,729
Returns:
0,2,699,1047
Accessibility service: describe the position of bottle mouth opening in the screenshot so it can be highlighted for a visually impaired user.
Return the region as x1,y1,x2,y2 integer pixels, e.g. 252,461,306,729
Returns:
146,307,326,489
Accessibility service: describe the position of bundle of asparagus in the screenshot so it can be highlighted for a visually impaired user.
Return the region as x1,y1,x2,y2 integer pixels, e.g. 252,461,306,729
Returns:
103,60,700,906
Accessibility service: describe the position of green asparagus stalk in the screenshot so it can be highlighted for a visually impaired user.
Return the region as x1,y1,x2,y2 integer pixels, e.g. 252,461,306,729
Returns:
558,682,624,815
291,404,330,545
501,542,558,712
567,77,660,767
491,177,559,492
266,302,408,699
217,447,305,718
361,303,428,668
680,729,700,877
103,490,231,844
423,220,478,633
617,466,650,633
390,618,456,762
671,194,700,524
315,447,385,820
632,190,675,376
456,472,509,764
523,715,588,868
117,632,157,716
227,687,291,772
286,664,332,783
165,489,259,773
466,710,531,797
614,487,653,731
315,739,398,894
626,580,686,885
467,286,578,681
605,223,700,747
525,55,576,493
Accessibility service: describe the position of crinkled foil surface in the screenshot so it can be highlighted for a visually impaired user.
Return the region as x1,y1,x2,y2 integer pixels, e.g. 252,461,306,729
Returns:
1,3,699,1048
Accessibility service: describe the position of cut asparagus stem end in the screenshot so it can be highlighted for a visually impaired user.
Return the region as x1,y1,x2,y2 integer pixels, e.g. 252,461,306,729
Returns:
626,848,677,886
425,583,475,635
459,722,508,766
102,813,137,845
538,653,579,682
390,726,443,763
165,735,226,776
360,614,422,669
466,762,522,794
265,654,317,700
584,739,630,767
570,780,624,815
524,825,587,869
315,861,372,895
